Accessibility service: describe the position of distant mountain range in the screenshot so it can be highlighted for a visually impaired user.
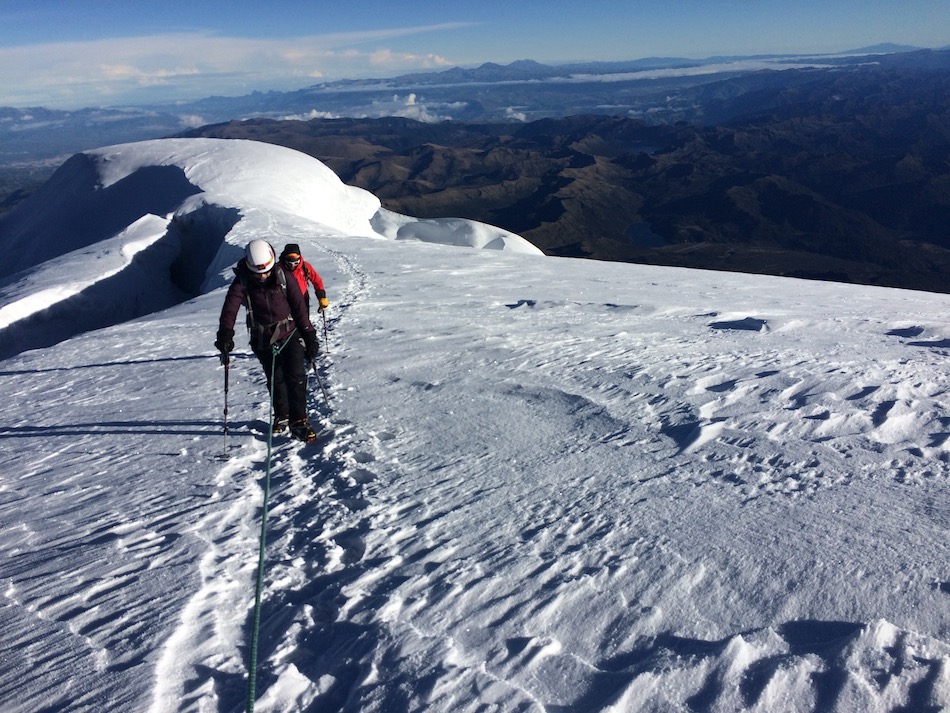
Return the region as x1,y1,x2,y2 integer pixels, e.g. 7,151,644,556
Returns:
3,46,950,293
324,44,928,86
0,45,937,171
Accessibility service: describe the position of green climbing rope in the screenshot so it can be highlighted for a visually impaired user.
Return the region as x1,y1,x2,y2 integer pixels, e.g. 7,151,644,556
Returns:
245,330,295,713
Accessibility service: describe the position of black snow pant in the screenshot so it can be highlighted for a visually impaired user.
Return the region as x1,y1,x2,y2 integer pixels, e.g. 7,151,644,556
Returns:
255,335,308,422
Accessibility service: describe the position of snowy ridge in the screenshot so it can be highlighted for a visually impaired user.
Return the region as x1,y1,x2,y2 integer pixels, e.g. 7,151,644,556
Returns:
0,138,539,360
1,138,950,712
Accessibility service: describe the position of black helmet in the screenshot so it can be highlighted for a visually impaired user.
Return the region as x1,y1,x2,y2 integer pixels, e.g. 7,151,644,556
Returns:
280,243,302,260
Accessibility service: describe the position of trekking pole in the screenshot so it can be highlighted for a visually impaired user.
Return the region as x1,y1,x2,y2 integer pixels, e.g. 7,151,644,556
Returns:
321,309,329,354
310,360,330,408
220,352,230,456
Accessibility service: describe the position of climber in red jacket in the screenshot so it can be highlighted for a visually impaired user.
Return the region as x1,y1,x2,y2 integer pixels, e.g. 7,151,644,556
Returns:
279,243,329,312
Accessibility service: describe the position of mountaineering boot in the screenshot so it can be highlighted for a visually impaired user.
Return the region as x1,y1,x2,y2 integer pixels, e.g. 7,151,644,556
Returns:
290,419,317,444
272,415,289,435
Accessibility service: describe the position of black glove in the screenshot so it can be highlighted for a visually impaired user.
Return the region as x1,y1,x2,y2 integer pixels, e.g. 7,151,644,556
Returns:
215,328,235,354
302,328,319,361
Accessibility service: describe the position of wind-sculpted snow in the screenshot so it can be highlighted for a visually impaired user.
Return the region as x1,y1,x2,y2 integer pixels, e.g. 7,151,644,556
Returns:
371,208,537,252
0,213,191,360
1,138,950,712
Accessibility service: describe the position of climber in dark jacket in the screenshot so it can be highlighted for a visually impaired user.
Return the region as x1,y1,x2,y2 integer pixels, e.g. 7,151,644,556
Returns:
215,239,320,442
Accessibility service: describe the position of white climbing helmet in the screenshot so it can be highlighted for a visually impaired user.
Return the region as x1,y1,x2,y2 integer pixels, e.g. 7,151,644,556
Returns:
244,239,276,273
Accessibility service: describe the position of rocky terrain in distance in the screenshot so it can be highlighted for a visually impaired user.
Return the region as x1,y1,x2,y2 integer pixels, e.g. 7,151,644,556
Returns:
182,53,950,293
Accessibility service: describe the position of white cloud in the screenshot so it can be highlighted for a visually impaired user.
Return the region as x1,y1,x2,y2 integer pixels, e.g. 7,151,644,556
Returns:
366,93,470,123
176,114,208,128
278,109,338,121
557,58,840,85
369,49,451,70
0,24,474,108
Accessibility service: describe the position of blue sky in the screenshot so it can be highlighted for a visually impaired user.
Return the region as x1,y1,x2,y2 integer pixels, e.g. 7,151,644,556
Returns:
0,0,947,109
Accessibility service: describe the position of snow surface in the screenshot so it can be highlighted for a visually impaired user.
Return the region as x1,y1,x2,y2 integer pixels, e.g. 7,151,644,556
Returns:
1,138,950,713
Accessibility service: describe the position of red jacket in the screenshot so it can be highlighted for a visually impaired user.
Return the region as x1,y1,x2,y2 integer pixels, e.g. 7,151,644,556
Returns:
285,259,326,300
219,261,314,352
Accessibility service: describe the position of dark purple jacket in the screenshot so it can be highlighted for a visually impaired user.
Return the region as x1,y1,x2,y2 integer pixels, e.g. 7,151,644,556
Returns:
219,261,314,351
